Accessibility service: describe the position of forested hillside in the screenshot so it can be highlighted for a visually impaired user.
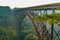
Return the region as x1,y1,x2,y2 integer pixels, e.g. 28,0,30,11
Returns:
0,6,38,40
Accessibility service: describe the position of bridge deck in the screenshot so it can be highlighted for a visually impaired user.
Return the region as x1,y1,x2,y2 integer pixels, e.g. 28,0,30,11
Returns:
19,2,60,10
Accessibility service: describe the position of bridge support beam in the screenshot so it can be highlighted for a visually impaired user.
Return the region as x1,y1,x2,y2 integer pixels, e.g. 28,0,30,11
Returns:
51,8,55,40
35,10,51,40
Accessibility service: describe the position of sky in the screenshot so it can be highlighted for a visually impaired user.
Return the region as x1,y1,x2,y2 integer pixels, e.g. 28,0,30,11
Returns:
0,0,60,8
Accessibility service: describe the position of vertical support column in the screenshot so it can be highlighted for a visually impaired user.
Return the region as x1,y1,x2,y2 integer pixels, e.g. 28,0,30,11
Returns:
45,10,51,40
40,10,42,16
43,9,51,40
44,10,47,25
43,10,47,40
51,8,55,40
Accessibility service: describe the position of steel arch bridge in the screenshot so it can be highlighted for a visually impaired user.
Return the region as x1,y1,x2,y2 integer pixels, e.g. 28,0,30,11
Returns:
13,2,60,40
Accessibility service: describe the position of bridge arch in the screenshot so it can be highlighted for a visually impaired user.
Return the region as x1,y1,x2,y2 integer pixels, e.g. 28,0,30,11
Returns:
13,10,37,30
13,9,51,40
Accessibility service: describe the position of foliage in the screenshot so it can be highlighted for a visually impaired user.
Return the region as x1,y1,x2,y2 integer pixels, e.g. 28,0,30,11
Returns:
35,13,60,25
24,34,38,40
0,27,17,40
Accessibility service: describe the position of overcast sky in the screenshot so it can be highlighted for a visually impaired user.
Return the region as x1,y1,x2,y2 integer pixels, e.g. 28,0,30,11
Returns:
0,0,60,8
